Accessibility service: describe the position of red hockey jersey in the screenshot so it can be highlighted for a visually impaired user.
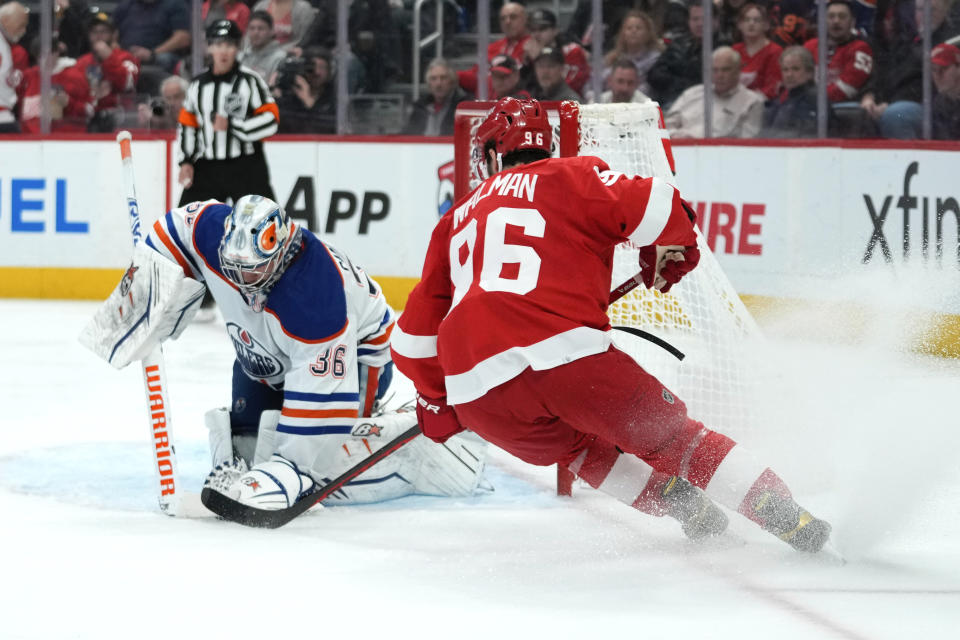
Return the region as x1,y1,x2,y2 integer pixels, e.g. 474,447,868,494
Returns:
560,41,590,96
804,37,873,102
76,47,140,112
733,40,783,99
391,155,696,404
18,59,93,133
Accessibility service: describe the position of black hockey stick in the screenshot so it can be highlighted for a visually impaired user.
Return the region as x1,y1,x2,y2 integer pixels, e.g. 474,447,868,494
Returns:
200,423,422,528
612,326,685,361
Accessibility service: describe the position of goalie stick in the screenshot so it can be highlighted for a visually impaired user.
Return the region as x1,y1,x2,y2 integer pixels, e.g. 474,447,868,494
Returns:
201,423,422,528
117,131,185,516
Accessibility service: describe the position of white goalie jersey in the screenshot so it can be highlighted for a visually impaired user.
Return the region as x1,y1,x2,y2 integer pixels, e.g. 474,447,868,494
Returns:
147,200,396,472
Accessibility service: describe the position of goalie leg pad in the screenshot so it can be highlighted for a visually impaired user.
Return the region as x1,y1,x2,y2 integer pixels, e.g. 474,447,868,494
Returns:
253,409,281,466
205,407,234,466
79,244,206,369
207,407,275,468
318,411,490,504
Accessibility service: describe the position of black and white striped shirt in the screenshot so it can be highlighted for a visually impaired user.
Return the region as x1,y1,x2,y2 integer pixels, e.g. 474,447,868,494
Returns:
177,63,278,164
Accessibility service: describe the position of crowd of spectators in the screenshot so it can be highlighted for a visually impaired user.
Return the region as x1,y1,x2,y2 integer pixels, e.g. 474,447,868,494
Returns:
0,0,958,139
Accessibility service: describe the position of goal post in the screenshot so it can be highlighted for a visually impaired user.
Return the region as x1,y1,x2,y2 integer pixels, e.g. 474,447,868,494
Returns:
452,100,763,496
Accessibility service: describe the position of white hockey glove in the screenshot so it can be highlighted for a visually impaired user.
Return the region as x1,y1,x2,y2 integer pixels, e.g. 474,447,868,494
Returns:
79,244,206,369
210,454,316,510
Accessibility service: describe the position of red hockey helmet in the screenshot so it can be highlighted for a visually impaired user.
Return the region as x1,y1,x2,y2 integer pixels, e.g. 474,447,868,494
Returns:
475,97,552,157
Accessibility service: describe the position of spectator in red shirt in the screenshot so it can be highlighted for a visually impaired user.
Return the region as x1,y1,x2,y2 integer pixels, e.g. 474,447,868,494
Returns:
457,2,530,95
521,9,589,97
19,39,94,133
803,0,873,102
203,0,251,34
733,3,783,99
76,12,140,131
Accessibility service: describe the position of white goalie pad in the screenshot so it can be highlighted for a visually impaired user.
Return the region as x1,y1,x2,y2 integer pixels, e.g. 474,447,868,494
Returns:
310,411,490,505
79,244,206,369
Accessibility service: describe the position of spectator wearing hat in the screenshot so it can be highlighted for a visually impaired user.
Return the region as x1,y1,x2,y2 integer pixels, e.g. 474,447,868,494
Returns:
489,54,530,100
531,46,580,101
457,2,530,95
240,10,287,82
522,9,589,96
589,57,651,104
665,46,764,138
402,58,472,136
802,0,873,103
112,0,191,74
76,12,140,131
931,42,960,139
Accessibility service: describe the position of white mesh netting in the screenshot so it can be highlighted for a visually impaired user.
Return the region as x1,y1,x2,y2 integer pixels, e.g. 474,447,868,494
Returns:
459,101,763,441
579,103,762,439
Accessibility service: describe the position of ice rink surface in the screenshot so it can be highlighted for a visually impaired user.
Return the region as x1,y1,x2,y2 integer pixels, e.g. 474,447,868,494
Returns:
2,299,959,639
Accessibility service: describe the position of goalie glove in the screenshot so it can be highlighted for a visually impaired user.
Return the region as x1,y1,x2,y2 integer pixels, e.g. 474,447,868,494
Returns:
415,393,465,444
207,454,316,510
79,244,206,368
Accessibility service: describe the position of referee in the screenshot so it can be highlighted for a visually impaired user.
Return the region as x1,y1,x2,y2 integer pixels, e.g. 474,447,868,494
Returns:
177,20,278,205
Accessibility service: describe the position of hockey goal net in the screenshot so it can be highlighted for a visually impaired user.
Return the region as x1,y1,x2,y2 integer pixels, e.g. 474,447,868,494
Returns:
452,101,762,495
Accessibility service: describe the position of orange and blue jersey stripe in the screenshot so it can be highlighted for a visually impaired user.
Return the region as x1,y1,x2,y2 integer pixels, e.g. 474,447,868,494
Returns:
277,390,359,436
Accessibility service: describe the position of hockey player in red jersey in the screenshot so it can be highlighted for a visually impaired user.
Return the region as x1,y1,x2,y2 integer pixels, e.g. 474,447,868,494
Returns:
391,97,832,552
804,0,873,103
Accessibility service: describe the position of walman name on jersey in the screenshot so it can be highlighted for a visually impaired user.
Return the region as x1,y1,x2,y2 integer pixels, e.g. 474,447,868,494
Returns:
227,323,284,378
453,172,539,228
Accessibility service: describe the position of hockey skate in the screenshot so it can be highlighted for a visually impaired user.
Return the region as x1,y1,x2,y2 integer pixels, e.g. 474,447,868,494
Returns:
660,476,729,540
751,491,832,553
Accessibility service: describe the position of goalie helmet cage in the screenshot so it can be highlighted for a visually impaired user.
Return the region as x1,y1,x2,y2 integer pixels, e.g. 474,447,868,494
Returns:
452,100,763,496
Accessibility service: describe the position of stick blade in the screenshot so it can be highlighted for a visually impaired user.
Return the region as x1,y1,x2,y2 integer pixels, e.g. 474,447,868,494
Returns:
200,486,322,528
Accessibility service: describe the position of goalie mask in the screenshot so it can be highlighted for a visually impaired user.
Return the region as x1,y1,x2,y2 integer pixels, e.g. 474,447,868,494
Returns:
475,97,552,178
219,195,300,311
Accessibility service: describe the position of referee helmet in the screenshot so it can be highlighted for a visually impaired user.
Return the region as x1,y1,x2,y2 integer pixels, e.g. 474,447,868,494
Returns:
206,19,243,45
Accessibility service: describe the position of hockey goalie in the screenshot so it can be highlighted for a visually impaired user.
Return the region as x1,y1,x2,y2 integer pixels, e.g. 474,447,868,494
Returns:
82,194,488,513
